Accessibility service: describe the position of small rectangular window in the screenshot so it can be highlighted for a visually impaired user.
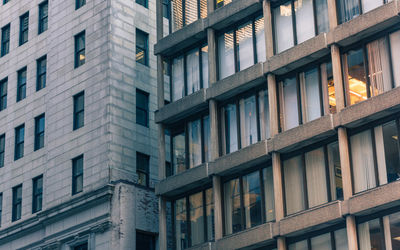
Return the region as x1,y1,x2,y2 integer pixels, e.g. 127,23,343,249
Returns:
12,184,22,222
72,155,83,195
136,89,149,127
34,114,45,151
73,242,88,250
76,0,86,10
136,0,148,8
1,24,10,57
37,56,47,91
17,67,27,102
136,232,155,250
136,29,148,66
137,152,150,187
0,134,4,168
0,78,7,111
14,124,24,160
32,175,43,213
19,12,29,46
3,0,10,4
38,1,48,34
73,92,84,130
75,32,85,68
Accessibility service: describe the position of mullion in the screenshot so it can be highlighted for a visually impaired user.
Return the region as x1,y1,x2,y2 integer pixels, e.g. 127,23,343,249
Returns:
200,115,205,163
202,190,208,243
252,19,257,64
386,34,396,90
185,122,189,170
307,238,312,250
255,93,261,142
301,154,309,210
370,128,381,186
281,161,288,216
239,176,246,231
199,47,203,89
296,74,303,125
233,27,239,73
395,120,400,175
358,0,363,15
236,100,241,150
317,65,324,117
347,133,356,196
312,0,318,35
291,1,298,46
362,45,371,98
379,217,386,249
184,53,188,97
186,196,191,247
323,145,332,202
182,0,186,27
330,231,336,249
259,169,266,223
172,201,177,249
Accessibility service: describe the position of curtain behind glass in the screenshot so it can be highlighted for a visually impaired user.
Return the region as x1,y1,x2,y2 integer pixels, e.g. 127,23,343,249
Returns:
315,0,329,33
259,90,271,140
327,141,343,200
186,48,200,96
172,56,184,101
274,2,294,53
334,228,349,250
302,68,321,122
175,198,188,250
237,21,254,71
295,0,315,44
374,125,389,186
224,178,242,235
389,211,400,249
390,31,400,88
282,77,299,130
263,167,275,222
189,192,204,246
172,0,183,32
185,0,198,26
240,96,258,148
205,188,214,241
243,171,262,229
358,219,384,250
284,156,306,215
224,104,238,153
173,132,186,174
202,45,209,89
255,16,266,63
310,233,332,250
288,240,308,250
305,147,328,208
362,0,383,13
218,31,235,79
188,119,202,168
337,0,360,24
350,130,376,193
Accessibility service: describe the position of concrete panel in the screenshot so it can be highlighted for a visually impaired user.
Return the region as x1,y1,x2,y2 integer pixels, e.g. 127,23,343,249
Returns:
206,63,266,101
209,140,270,176
187,242,212,250
155,89,208,125
326,2,400,47
155,163,210,197
268,34,330,75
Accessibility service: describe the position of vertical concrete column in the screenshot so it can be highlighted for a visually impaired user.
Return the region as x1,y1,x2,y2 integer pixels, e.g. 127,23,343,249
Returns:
207,0,215,14
209,99,219,161
277,237,287,250
156,0,163,41
272,153,285,221
207,28,218,85
268,74,279,137
327,0,338,30
213,175,224,240
338,127,353,200
263,0,274,59
346,215,359,250
331,44,345,112
159,197,167,250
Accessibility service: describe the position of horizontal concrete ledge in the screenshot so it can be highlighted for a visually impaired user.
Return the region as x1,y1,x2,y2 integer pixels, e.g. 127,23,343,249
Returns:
155,163,210,197
215,223,274,250
326,1,400,47
272,115,336,153
208,0,262,31
155,89,207,125
154,19,207,57
209,140,270,176
268,33,330,76
207,63,266,101
187,242,212,250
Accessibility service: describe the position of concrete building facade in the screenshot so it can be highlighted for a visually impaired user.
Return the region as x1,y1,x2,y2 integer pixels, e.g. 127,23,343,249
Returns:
155,0,400,249
0,0,159,249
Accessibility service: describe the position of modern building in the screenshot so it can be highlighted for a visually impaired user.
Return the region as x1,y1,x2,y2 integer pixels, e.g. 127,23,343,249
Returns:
0,0,159,249
155,0,400,249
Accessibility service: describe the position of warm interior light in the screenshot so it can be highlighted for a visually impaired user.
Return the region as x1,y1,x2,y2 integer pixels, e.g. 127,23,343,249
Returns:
393,135,398,140
280,4,292,16
80,54,85,61
393,236,400,241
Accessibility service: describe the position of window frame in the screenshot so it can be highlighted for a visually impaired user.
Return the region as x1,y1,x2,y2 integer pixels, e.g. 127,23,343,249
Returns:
136,0,148,8
12,184,22,222
38,1,48,34
136,29,149,66
14,124,24,161
74,31,85,68
72,155,84,195
34,114,45,151
0,134,4,168
136,152,150,187
32,175,43,213
19,12,29,46
1,24,10,57
73,91,85,130
335,0,389,24
17,67,27,102
169,0,208,32
0,78,7,111
36,55,47,91
136,89,149,127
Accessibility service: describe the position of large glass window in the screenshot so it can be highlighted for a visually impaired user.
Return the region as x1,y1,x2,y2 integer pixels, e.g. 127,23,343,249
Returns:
288,227,348,250
217,15,266,80
170,0,207,32
273,0,329,54
171,44,208,102
223,166,275,235
337,0,389,24
283,140,343,215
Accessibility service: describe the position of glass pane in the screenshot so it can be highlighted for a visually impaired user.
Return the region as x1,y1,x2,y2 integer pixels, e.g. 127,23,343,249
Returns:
186,48,200,96
190,192,204,246
284,156,306,215
358,218,383,250
240,96,258,148
295,0,315,44
334,228,349,250
218,31,235,79
389,211,400,249
188,119,202,168
305,147,328,208
362,0,383,13
205,188,214,241
175,198,188,250
173,132,186,174
381,121,400,183
274,2,294,53
200,0,207,19
255,16,266,63
224,103,238,154
224,178,242,235
201,45,209,89
243,171,262,229
311,233,332,250
172,0,183,32
288,240,308,250
325,62,336,113
282,77,299,130
259,90,270,140
337,0,360,24
303,68,321,122
316,0,329,33
350,130,376,193
203,116,211,162
172,56,184,101
263,167,275,222
390,31,400,88
327,141,343,200
237,21,254,71
216,0,232,8
347,48,367,105
185,0,198,26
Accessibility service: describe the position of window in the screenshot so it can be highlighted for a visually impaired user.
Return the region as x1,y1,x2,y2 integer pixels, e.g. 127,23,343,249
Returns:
3,0,9,4
32,175,43,213
287,226,348,250
136,29,149,66
0,134,4,168
223,167,275,235
1,24,10,57
136,0,147,8
0,78,7,111
278,61,333,131
273,0,329,54
73,242,88,250
37,56,46,91
136,232,155,250
73,92,84,130
34,114,45,151
170,0,207,32
75,32,85,68
76,0,86,9
217,15,265,80
343,30,400,106
162,0,171,19
137,152,150,187
216,0,232,8
168,114,210,176
12,184,22,222
337,0,389,24
136,89,149,127
171,44,208,101
17,67,27,102
14,124,24,160
72,155,83,195
174,188,214,249
38,1,48,34
283,140,343,215
0,193,2,226
19,12,29,46
221,89,270,155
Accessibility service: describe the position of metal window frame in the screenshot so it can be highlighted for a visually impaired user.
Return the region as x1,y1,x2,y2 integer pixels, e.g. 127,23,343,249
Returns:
336,0,388,25
12,184,22,222
14,124,24,161
136,89,150,127
73,91,85,130
19,12,29,46
34,114,45,151
36,55,47,91
32,175,43,213
38,1,48,34
72,155,84,195
75,0,86,10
